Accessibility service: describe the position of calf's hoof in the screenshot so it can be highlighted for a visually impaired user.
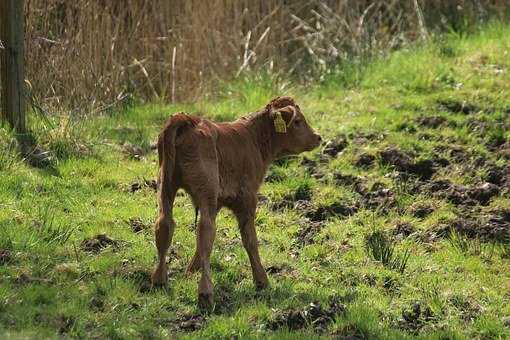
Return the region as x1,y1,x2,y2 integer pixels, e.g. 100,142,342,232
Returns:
198,292,214,311
151,266,168,287
255,278,269,290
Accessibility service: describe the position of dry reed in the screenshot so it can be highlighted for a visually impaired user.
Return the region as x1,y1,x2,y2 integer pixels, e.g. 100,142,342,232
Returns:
14,0,510,113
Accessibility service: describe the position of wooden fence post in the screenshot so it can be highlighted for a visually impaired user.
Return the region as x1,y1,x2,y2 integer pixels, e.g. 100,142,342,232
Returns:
0,0,26,135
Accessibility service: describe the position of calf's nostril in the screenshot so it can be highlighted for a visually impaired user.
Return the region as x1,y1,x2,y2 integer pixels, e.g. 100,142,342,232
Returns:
317,135,322,142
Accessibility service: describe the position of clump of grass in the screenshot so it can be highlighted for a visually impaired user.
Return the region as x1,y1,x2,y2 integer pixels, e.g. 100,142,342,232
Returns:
35,115,92,162
0,129,19,171
448,229,474,254
364,230,411,274
34,206,75,245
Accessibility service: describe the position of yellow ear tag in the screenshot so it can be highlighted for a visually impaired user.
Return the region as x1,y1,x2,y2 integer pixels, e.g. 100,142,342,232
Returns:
274,112,287,133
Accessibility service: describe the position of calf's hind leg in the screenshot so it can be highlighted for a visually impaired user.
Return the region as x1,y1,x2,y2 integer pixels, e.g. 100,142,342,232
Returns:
151,181,178,286
196,202,217,309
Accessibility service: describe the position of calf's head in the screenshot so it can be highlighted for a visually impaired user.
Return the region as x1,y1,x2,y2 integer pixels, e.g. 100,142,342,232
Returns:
268,96,322,156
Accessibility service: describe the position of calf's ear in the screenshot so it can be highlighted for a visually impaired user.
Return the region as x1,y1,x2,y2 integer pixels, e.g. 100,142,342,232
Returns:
271,105,296,134
278,106,296,125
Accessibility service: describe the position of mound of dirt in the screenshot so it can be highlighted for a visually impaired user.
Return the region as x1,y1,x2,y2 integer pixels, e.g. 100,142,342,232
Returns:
0,249,12,265
348,131,386,145
14,273,51,285
81,234,119,253
122,142,146,160
415,115,448,128
122,268,153,293
438,99,480,114
267,298,346,332
393,222,415,239
380,147,414,171
175,314,206,332
304,202,358,222
128,217,150,233
485,164,510,191
360,187,396,212
379,147,437,180
355,153,376,168
266,264,295,277
409,203,434,219
398,302,435,333
430,210,510,242
300,157,318,175
333,172,366,193
294,220,326,247
423,180,500,206
323,135,348,157
129,179,158,193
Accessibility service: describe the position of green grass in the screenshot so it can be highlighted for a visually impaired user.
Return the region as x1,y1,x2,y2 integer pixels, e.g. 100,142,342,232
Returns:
1,22,510,339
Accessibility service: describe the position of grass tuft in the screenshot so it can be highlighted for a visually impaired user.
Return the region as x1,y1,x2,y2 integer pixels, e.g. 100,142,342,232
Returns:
364,231,411,274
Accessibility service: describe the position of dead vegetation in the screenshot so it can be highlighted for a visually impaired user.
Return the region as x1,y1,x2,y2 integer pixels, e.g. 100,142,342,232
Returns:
18,1,509,112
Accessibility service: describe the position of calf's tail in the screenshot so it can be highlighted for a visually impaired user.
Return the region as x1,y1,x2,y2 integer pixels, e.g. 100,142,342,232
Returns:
157,115,193,215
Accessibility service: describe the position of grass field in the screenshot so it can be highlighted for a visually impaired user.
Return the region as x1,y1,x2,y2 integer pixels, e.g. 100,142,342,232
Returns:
1,23,510,339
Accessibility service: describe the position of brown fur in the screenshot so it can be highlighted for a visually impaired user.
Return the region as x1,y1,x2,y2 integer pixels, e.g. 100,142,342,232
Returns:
151,96,321,308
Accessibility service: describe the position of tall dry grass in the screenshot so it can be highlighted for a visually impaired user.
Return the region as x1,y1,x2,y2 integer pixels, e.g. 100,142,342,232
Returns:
18,0,510,113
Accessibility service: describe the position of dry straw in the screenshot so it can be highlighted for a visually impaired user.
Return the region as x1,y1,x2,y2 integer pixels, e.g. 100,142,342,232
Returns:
17,0,508,113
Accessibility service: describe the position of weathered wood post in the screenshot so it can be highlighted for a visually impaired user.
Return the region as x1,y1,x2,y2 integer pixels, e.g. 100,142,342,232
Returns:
0,0,27,136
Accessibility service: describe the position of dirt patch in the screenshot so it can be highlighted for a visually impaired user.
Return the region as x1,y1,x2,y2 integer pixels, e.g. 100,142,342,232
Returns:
334,172,366,194
270,185,314,211
445,182,499,206
380,147,414,171
466,118,494,135
56,315,76,335
492,140,510,157
300,157,325,180
322,135,348,157
266,264,295,277
81,234,119,253
267,298,346,332
257,194,269,206
14,273,51,285
393,222,415,239
355,153,376,168
423,180,500,206
122,268,153,293
449,295,483,322
437,99,480,115
379,147,437,180
430,210,510,243
128,217,150,233
467,183,500,205
122,142,146,160
485,164,510,192
348,131,386,145
304,202,358,222
410,203,434,219
294,220,326,247
415,115,448,128
270,198,295,211
411,159,436,180
398,302,435,333
174,314,206,332
265,167,286,183
0,249,12,265
129,179,158,193
361,187,396,212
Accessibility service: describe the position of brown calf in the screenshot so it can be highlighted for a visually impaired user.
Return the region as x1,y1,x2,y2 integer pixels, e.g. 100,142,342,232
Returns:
151,96,321,308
